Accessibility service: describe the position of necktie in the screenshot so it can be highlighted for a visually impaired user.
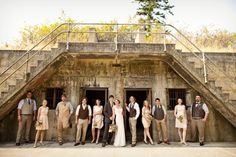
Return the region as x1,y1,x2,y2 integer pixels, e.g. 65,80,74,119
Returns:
28,99,31,105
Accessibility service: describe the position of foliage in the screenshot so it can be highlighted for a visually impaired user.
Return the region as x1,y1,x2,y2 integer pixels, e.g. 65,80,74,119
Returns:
134,0,174,24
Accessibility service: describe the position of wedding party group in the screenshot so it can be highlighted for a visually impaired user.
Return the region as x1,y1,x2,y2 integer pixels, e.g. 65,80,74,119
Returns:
15,91,209,148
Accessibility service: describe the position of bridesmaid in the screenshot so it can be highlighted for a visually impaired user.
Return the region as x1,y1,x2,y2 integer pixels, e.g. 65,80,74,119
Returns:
142,100,154,145
33,100,49,148
91,99,104,144
174,98,188,145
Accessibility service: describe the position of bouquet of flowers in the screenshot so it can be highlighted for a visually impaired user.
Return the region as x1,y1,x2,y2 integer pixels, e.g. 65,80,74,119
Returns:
108,124,117,133
177,115,183,123
35,120,43,127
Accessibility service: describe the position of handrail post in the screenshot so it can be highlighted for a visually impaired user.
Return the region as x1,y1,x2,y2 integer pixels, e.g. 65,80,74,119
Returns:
202,52,207,83
163,25,167,52
25,52,30,82
66,23,71,51
115,23,118,51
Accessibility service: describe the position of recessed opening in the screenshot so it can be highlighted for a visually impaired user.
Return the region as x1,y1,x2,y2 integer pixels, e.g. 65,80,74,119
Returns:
45,88,64,109
81,88,108,140
168,88,186,110
124,88,151,142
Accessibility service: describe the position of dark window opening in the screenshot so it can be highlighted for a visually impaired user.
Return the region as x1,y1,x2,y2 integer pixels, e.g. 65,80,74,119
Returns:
168,89,186,110
46,88,64,109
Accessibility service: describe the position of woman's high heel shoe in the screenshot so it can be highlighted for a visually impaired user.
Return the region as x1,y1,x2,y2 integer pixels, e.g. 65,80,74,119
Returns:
144,140,148,144
150,139,154,145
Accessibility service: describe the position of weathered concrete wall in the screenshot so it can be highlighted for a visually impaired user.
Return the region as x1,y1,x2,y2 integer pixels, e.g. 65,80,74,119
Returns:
0,57,235,142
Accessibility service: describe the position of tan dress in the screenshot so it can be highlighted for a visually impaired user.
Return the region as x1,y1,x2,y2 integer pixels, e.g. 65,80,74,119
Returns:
142,107,152,128
175,105,187,129
92,105,104,129
36,106,49,130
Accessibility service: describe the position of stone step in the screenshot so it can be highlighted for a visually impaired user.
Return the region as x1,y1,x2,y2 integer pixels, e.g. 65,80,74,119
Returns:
8,85,15,92
1,91,8,98
221,93,230,102
207,80,216,89
195,67,203,75
188,61,195,68
37,59,44,66
215,86,223,94
30,66,37,73
229,100,236,106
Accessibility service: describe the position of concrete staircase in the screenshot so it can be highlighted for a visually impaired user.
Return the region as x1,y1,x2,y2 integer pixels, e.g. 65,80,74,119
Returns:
0,22,235,128
165,49,236,127
0,47,67,120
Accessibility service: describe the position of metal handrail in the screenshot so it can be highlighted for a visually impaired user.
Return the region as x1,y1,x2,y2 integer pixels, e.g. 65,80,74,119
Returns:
0,31,67,86
0,23,68,76
165,24,235,84
0,22,235,91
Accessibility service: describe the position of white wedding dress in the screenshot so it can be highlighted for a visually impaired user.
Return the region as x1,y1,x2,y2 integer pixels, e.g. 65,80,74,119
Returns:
114,106,126,147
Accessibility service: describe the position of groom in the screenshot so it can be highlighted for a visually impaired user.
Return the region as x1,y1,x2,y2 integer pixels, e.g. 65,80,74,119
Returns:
102,95,115,147
126,96,140,147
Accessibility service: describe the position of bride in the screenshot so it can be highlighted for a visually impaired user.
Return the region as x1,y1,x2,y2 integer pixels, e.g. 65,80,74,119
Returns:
112,99,126,147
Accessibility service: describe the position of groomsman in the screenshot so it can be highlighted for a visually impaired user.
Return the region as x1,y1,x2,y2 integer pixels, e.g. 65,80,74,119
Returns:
126,96,140,147
16,91,37,146
190,95,209,146
102,95,115,147
74,97,92,146
152,98,170,144
55,94,74,145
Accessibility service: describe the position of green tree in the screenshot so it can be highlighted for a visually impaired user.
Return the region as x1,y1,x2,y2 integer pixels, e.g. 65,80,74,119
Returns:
134,0,174,24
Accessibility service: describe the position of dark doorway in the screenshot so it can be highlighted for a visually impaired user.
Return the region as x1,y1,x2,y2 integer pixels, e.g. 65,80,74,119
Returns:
124,88,152,142
85,89,108,107
82,88,108,141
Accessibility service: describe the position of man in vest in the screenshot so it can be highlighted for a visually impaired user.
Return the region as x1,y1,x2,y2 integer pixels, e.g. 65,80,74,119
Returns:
55,94,74,145
16,91,37,146
102,95,115,147
126,96,140,147
190,95,209,146
152,98,170,144
74,97,92,146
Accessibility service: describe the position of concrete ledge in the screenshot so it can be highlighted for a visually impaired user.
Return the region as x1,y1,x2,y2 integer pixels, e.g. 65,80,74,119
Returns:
58,42,175,54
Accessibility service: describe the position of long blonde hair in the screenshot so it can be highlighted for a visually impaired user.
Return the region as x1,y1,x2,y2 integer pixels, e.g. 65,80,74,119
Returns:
143,100,150,110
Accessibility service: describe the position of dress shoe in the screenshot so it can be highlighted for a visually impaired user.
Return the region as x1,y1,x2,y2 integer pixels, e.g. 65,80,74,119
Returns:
131,143,136,147
81,141,85,145
59,141,63,145
16,143,20,146
164,141,170,145
200,142,204,146
74,142,80,146
157,141,162,144
25,141,30,143
102,143,106,147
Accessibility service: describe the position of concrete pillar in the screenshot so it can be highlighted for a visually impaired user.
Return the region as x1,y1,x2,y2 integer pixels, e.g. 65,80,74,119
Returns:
88,28,98,42
135,27,145,43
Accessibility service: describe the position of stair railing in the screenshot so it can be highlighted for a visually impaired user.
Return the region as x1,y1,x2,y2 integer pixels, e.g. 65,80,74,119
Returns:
0,22,235,94
163,24,236,92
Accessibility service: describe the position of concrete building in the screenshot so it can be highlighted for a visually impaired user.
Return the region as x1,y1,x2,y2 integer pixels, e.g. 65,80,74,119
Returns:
0,23,235,143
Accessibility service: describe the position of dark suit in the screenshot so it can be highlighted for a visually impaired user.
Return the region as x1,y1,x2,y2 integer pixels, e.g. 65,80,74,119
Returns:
102,101,114,144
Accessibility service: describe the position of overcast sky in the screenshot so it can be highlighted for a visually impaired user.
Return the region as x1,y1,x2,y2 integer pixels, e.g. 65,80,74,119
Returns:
0,0,235,45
